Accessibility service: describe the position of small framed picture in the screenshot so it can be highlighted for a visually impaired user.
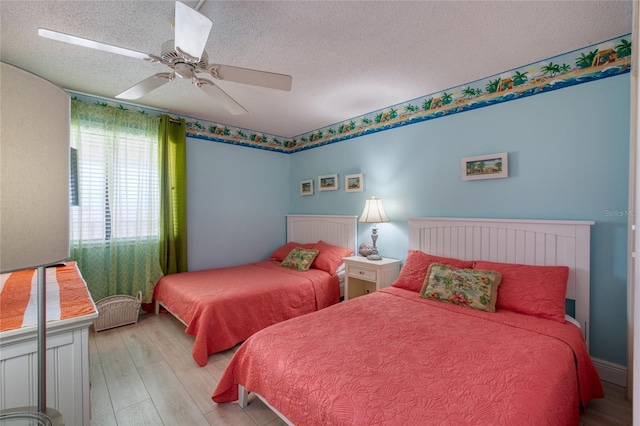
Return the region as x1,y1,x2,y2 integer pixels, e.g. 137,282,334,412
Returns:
318,174,338,191
345,173,363,192
462,152,508,181
300,179,313,196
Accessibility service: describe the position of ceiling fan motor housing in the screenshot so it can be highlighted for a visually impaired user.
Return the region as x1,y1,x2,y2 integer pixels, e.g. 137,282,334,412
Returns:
160,39,208,78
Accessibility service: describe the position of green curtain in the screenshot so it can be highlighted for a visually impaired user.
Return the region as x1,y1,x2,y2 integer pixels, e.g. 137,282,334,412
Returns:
70,101,164,303
158,115,188,275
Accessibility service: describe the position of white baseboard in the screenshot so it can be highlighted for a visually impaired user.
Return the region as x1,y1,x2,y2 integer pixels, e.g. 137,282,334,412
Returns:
592,357,627,387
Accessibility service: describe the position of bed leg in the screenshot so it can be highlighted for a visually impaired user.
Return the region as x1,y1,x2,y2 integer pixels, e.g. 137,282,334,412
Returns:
238,384,248,408
154,300,160,315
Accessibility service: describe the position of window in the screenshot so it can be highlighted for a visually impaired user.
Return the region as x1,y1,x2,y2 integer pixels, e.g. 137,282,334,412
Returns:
70,107,160,242
69,101,164,302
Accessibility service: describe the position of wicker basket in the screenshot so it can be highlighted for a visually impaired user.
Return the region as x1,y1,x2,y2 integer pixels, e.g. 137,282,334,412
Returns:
93,291,142,332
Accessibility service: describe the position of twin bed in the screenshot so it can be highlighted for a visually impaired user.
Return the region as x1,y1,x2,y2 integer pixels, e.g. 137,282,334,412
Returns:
153,214,358,366
211,217,603,425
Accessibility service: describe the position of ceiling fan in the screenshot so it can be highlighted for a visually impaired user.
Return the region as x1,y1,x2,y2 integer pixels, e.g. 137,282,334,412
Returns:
38,1,292,115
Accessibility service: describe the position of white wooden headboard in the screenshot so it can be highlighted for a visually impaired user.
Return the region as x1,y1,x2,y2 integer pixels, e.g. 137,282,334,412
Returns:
408,217,594,348
286,215,358,255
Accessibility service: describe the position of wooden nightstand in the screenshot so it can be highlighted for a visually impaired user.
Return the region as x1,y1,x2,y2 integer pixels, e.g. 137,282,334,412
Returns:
343,256,401,300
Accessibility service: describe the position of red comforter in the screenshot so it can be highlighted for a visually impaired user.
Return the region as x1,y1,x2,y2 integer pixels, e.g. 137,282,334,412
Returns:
153,260,339,366
213,286,603,425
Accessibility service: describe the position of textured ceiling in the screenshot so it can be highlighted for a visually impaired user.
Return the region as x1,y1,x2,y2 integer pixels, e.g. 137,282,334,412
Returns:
0,1,633,138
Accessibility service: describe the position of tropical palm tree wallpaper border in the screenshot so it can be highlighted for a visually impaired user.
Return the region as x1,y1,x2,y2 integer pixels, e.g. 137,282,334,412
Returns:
70,34,631,154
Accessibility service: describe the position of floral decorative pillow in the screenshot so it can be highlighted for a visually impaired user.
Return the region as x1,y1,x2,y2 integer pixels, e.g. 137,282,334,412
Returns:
420,263,502,312
280,248,319,271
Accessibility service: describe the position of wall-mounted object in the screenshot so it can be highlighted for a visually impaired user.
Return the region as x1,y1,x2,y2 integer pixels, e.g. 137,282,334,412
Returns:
318,174,338,191
345,173,363,192
300,179,313,196
462,152,508,181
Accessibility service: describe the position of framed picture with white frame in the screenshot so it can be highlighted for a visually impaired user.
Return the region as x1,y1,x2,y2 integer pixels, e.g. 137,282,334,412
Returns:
300,179,313,196
318,174,338,191
461,152,508,181
345,173,363,192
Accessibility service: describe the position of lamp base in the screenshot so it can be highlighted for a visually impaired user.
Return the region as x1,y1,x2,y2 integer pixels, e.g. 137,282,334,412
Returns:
366,253,383,261
0,407,63,426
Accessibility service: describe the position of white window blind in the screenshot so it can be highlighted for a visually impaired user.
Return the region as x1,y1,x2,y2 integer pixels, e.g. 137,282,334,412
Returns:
70,107,160,243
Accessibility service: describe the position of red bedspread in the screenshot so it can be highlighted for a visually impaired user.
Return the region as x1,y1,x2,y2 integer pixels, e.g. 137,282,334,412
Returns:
153,260,339,366
213,286,603,425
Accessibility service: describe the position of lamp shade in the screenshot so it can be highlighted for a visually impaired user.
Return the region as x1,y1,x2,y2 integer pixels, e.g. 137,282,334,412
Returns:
0,62,70,273
359,197,390,223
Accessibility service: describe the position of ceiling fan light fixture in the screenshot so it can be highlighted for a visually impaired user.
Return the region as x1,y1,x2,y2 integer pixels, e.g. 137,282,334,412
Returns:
174,62,193,79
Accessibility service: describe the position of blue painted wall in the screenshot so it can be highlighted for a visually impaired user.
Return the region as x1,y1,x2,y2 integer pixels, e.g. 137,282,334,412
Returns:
186,138,290,272
288,74,631,365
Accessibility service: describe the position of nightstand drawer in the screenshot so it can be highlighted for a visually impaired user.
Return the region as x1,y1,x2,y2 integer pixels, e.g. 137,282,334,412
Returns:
348,267,376,281
342,256,401,301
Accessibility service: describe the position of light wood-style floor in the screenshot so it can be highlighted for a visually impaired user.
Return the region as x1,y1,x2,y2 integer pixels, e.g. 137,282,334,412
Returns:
89,312,285,426
90,312,632,426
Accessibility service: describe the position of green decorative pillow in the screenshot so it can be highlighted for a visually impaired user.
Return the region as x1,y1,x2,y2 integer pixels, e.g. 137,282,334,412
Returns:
280,247,320,271
420,263,501,312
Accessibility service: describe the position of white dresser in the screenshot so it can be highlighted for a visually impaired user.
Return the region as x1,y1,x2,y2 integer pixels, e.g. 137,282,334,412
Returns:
0,312,98,425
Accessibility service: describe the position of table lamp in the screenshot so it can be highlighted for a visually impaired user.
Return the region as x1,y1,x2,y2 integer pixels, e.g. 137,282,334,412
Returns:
359,196,389,261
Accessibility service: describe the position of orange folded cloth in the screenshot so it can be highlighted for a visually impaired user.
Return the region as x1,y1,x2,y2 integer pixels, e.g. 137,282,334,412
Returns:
0,262,96,332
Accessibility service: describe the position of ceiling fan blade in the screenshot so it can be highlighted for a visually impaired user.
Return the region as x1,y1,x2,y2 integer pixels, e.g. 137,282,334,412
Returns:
197,79,248,115
115,73,173,99
174,1,212,61
38,28,150,60
208,64,292,91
